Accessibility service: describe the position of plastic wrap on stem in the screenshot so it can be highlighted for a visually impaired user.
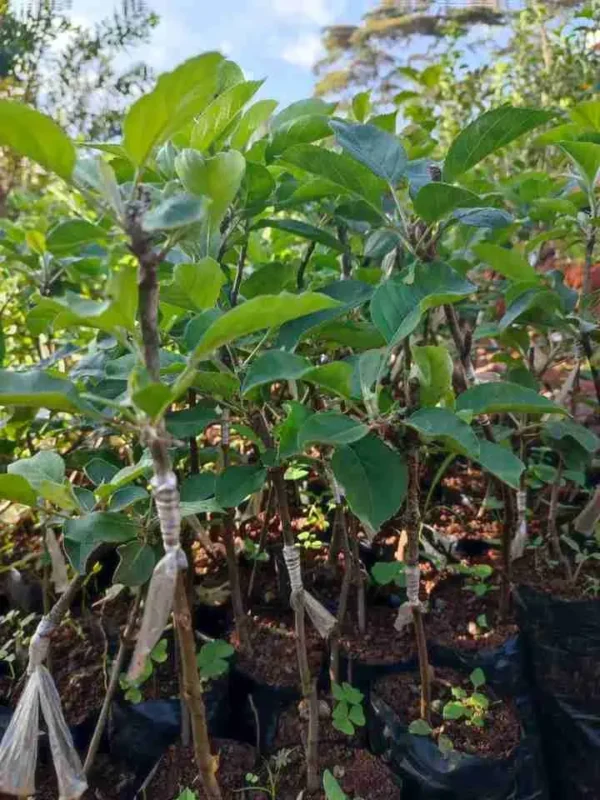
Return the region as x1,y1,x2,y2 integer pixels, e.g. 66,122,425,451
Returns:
128,549,182,680
0,670,41,796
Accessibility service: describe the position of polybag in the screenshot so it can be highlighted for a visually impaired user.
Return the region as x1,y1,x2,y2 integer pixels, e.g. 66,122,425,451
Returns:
128,471,187,680
514,584,600,800
368,682,548,800
0,617,87,799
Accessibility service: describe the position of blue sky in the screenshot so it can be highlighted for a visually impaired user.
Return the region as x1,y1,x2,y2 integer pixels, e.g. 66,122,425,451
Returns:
71,0,373,106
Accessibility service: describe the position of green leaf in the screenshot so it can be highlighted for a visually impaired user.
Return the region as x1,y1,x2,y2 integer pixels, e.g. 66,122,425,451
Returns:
452,207,513,229
443,106,554,181
252,218,343,251
190,292,339,361
411,344,454,407
175,790,197,800
166,404,220,438
192,371,239,399
132,383,173,418
95,453,153,499
277,279,373,350
0,474,37,506
85,459,119,486
475,440,525,490
331,435,408,533
323,770,347,800
330,120,407,184
559,140,600,186
443,701,466,721
408,719,432,736
173,258,225,311
142,194,207,232
297,412,369,448
498,287,559,331
64,512,139,572
242,350,310,395
371,561,405,587
114,541,156,586
276,402,314,460
8,450,64,487
0,100,75,179
231,99,279,150
332,716,355,736
197,639,234,679
46,220,106,255
413,183,481,223
348,704,366,727
151,638,169,664
371,262,475,345
352,91,371,123
470,667,486,688
456,381,567,416
0,370,81,412
266,114,332,161
180,473,217,509
472,243,538,283
280,144,385,208
273,98,336,129
242,162,275,210
109,486,149,512
190,80,263,151
406,408,480,458
240,262,296,300
543,419,600,454
302,362,354,400
175,150,246,228
123,53,224,166
216,465,267,508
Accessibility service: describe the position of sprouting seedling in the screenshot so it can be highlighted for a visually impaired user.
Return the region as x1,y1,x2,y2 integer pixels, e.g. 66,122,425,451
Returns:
332,681,366,735
476,613,489,630
323,769,348,800
370,560,406,587
243,537,269,563
408,718,455,758
442,668,489,728
196,639,234,681
236,749,296,799
119,638,168,703
455,563,495,597
562,534,600,585
296,530,323,550
175,789,198,800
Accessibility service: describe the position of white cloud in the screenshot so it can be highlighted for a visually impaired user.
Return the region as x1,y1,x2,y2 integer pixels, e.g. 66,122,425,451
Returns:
281,32,324,69
271,0,344,26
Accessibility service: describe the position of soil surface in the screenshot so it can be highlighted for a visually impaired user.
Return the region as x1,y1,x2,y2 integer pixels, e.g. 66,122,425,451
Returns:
374,666,521,760
147,740,256,799
231,613,325,688
339,604,417,666
428,573,518,652
512,548,600,601
273,743,402,800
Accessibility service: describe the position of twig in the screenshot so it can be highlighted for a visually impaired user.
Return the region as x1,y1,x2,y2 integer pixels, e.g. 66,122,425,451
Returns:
84,592,142,774
297,241,316,290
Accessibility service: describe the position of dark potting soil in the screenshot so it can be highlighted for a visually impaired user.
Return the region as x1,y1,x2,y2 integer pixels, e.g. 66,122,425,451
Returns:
273,743,402,800
272,697,363,752
511,548,600,601
375,666,521,760
146,740,256,799
339,603,417,666
0,753,136,800
231,613,325,688
428,574,517,652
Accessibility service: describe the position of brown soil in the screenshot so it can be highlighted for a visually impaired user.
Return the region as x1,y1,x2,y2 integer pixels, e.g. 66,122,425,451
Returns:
273,697,363,752
146,739,256,799
0,753,135,800
428,574,517,652
375,666,520,760
231,613,325,688
273,743,402,800
512,548,600,601
339,603,417,666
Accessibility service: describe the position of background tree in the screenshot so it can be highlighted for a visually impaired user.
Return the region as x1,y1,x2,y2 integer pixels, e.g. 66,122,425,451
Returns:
314,0,599,128
0,0,158,207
